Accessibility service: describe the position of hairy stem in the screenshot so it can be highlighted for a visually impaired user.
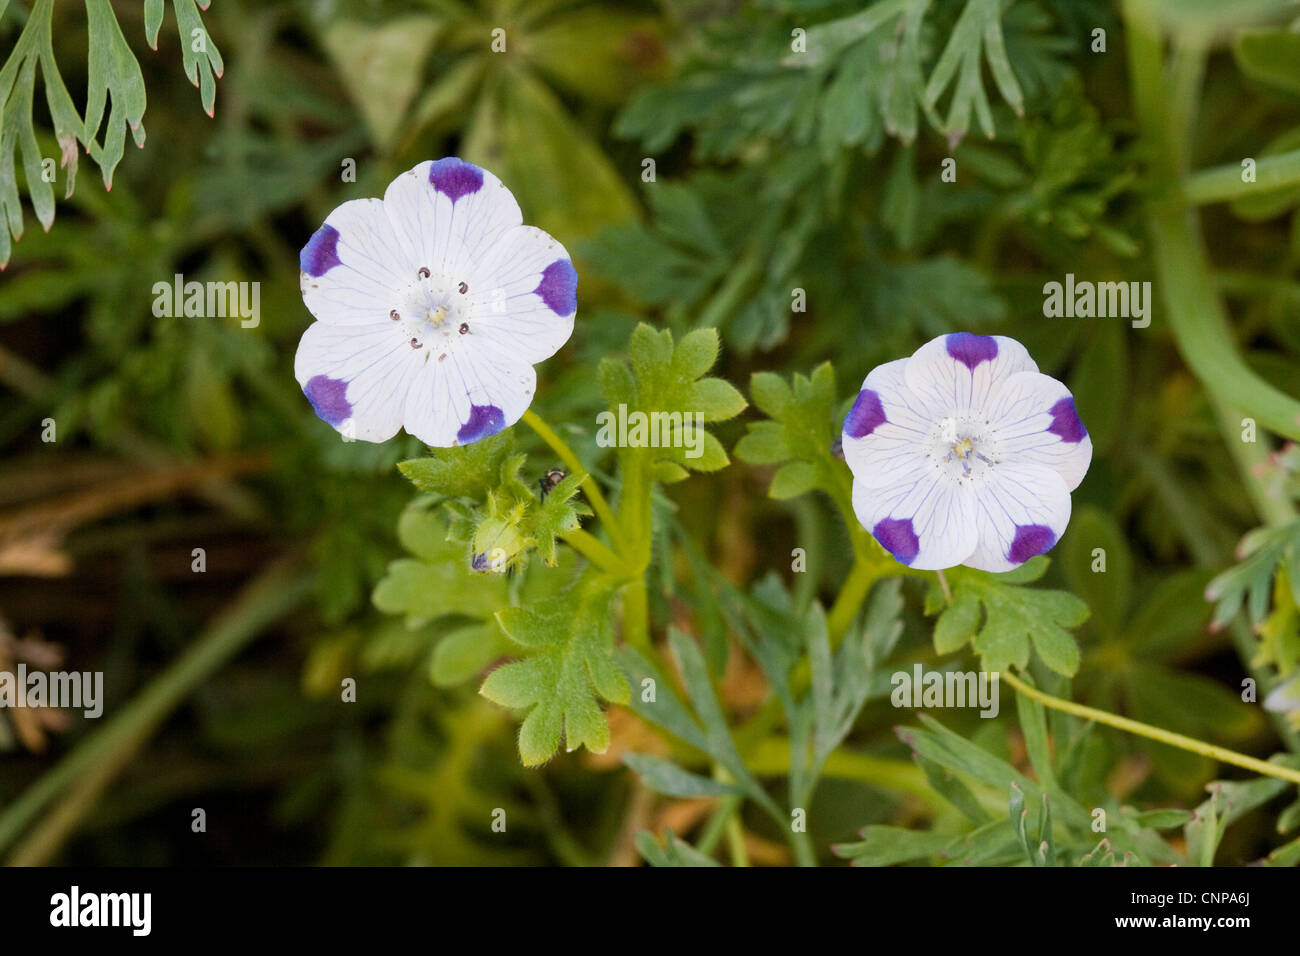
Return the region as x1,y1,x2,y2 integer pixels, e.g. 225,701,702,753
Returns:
521,408,630,557
560,527,627,577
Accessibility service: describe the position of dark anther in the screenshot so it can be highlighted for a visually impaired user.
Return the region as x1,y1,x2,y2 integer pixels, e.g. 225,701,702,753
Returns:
458,281,468,294
459,323,469,334
418,267,430,278
410,338,422,349
389,309,399,321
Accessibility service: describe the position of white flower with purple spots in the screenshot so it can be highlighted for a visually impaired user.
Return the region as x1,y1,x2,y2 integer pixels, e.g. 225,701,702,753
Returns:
842,333,1092,572
296,157,577,446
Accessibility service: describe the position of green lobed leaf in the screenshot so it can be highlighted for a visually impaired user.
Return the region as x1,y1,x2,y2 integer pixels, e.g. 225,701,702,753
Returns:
481,583,630,766
735,363,841,501
397,433,516,498
948,567,1088,676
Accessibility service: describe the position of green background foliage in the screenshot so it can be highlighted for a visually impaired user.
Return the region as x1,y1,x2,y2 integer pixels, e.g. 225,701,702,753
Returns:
3,0,1300,866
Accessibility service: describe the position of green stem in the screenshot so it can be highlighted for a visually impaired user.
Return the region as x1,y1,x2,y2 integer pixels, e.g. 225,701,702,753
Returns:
1143,209,1300,442
0,557,314,858
621,577,650,654
1186,148,1300,205
1002,671,1300,786
789,825,817,867
695,249,761,332
828,466,875,562
826,557,877,640
748,736,938,805
695,794,742,857
1125,7,1300,443
736,559,891,755
1124,0,1300,755
560,527,627,577
521,408,630,557
709,765,750,866
615,448,654,651
725,812,751,867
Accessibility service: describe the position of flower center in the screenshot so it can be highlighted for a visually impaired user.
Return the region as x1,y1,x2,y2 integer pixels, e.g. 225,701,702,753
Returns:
925,415,1001,484
390,268,473,359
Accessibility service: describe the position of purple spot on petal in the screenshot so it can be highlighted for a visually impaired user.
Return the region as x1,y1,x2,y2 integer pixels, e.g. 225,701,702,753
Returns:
873,517,920,566
1007,524,1057,565
945,332,999,370
471,552,491,571
536,259,578,315
458,403,505,444
845,388,887,439
1047,396,1087,443
304,375,351,426
429,157,484,203
300,224,341,277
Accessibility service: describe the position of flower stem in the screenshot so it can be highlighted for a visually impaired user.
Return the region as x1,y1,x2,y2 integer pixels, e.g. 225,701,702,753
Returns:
621,577,650,654
826,556,877,640
521,408,630,557
600,442,653,653
560,527,627,577
1001,671,1300,786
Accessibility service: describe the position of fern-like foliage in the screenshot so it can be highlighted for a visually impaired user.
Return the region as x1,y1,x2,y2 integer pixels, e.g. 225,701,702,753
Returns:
0,0,222,266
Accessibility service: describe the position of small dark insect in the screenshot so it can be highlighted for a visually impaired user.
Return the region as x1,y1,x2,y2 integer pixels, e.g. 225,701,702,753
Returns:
459,323,469,334
539,468,566,497
418,266,430,278
457,281,468,294
389,309,400,321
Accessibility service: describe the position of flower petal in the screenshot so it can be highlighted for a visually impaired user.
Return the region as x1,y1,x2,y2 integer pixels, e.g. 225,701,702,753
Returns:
852,471,979,570
843,358,936,490
965,463,1072,573
403,347,537,448
903,333,1038,416
987,371,1092,491
300,198,414,326
465,225,577,364
382,158,523,285
294,321,421,441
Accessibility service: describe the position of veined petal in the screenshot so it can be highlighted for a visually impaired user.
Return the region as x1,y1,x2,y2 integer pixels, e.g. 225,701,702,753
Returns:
842,358,935,490
403,346,536,448
294,321,421,441
986,370,1092,491
852,470,979,571
904,333,1038,417
383,158,522,285
965,463,1072,573
465,225,576,364
300,198,414,325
